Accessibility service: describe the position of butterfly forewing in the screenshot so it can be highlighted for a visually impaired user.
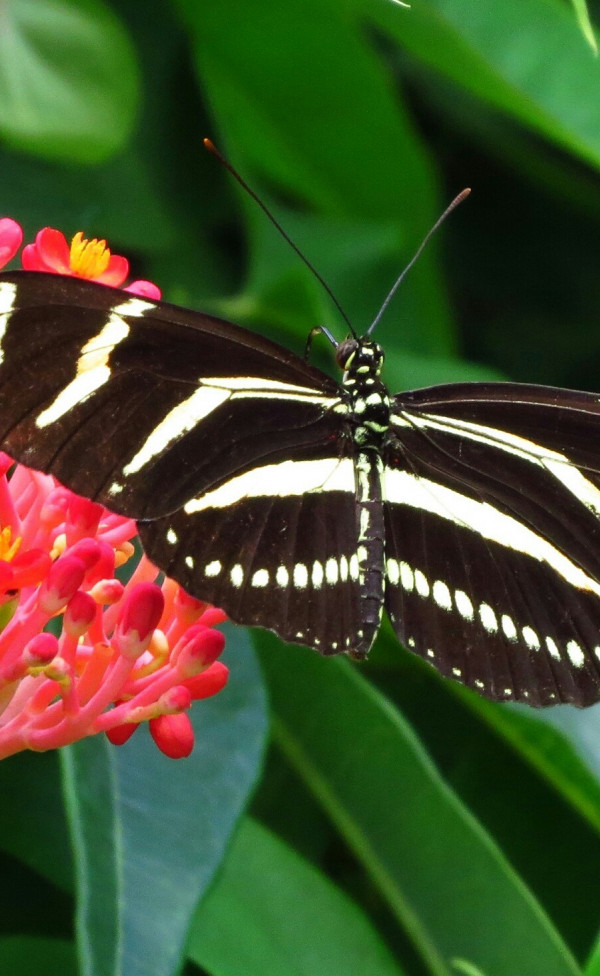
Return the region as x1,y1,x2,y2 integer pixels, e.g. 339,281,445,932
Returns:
0,272,339,518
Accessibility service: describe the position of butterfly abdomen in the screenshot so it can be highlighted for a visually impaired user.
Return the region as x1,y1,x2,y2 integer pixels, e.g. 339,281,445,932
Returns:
340,339,391,658
350,448,386,659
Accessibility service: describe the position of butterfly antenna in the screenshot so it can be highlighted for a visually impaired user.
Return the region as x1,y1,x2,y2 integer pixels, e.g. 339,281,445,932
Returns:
367,187,471,336
204,138,357,339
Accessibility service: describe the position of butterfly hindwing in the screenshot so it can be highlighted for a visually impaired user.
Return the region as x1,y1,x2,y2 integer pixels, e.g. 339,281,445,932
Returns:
383,384,600,705
137,443,370,654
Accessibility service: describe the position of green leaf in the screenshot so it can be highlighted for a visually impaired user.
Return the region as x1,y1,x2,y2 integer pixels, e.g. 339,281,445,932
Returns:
585,931,600,974
258,638,581,976
189,816,407,976
177,0,456,356
61,627,267,976
464,699,600,837
0,752,72,892
0,145,178,262
0,936,77,976
569,0,598,54
537,705,600,833
364,636,600,958
451,961,488,976
386,349,506,390
0,0,140,163
374,0,600,169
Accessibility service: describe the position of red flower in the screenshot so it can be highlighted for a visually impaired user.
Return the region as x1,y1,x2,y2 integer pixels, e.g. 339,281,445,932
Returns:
21,227,161,300
0,219,23,270
0,456,228,759
0,219,223,759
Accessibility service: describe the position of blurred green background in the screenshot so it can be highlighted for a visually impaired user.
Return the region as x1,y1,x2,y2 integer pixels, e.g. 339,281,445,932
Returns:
3,1,600,975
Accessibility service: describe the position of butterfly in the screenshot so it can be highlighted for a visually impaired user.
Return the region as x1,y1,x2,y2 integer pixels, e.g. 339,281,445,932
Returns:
2,268,600,706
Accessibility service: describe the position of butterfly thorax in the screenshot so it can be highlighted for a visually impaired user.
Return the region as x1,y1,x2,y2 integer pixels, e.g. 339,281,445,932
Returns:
337,336,391,450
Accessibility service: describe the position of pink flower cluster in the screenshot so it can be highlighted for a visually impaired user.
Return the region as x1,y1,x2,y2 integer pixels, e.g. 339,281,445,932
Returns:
0,219,228,759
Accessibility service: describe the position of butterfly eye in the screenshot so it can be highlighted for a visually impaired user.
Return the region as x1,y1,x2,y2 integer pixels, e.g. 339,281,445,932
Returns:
335,337,358,370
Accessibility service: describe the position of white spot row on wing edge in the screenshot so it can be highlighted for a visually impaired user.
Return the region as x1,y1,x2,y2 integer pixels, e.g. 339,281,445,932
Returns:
387,556,594,669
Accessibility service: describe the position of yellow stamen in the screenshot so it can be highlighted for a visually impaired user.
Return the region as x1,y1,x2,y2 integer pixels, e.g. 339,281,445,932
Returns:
0,527,21,562
115,541,136,568
50,533,67,561
134,629,169,679
41,658,71,686
70,231,111,279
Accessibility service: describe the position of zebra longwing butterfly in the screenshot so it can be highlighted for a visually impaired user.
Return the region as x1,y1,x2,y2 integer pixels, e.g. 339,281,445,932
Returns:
1,269,600,707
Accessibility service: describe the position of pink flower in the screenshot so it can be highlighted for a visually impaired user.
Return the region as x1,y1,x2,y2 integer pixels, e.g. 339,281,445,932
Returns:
0,219,23,269
0,454,228,760
21,227,161,300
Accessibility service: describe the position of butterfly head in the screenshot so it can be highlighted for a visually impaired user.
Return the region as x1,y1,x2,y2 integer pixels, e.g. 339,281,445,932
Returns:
336,337,385,379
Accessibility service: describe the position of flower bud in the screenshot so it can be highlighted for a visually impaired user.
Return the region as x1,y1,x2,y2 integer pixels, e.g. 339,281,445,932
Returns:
113,583,164,659
38,556,86,614
0,217,23,267
40,488,70,528
23,632,59,667
85,541,115,585
177,626,225,676
150,713,194,759
184,661,229,700
158,685,192,714
198,606,227,627
66,495,103,540
89,578,125,605
64,591,96,637
105,723,138,746
67,538,102,573
125,280,161,300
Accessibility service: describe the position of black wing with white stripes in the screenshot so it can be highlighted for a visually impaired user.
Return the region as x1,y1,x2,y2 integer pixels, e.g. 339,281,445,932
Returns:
0,271,340,518
386,384,600,706
3,270,600,706
0,272,370,658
